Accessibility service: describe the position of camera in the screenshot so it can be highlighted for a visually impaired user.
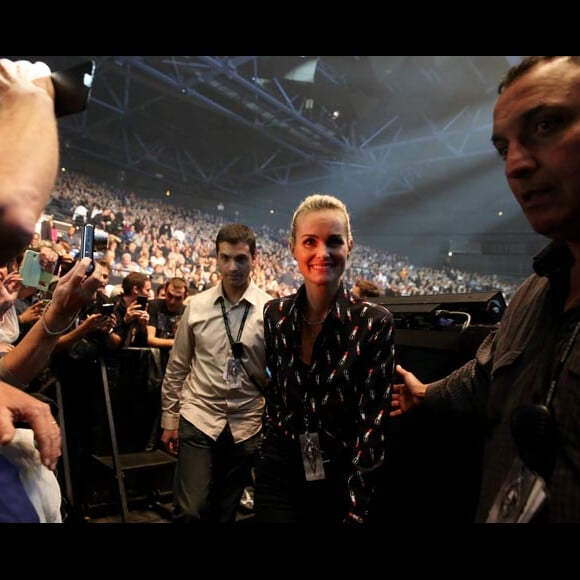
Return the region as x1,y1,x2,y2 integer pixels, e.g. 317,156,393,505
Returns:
80,223,109,276
51,60,95,118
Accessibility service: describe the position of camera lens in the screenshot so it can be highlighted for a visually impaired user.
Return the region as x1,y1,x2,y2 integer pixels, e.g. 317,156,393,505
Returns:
93,228,109,251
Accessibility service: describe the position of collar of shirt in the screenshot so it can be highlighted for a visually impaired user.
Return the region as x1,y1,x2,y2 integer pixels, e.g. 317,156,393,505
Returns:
283,282,352,328
213,280,263,310
533,241,573,279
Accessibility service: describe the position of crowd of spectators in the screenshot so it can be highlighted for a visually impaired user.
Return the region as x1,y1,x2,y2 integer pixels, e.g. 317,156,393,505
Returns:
43,170,522,303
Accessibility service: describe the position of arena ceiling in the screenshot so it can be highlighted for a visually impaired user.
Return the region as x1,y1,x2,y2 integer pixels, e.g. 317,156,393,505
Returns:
8,56,541,276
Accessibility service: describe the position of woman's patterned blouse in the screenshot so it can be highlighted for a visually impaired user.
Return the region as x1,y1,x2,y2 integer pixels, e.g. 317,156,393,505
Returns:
263,284,395,523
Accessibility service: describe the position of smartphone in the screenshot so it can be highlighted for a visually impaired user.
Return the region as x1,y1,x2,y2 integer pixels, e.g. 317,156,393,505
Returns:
100,303,115,316
20,250,57,291
136,295,148,309
80,223,95,276
20,250,42,289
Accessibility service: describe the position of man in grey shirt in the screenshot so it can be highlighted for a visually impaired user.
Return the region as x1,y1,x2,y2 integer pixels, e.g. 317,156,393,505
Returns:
161,223,271,523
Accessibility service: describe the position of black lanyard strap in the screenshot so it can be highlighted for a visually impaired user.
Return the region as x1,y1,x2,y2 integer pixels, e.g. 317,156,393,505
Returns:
219,297,250,359
218,296,264,393
545,319,580,407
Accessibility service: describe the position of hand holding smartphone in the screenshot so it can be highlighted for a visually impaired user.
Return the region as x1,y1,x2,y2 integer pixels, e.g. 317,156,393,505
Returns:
19,250,41,288
135,295,148,309
20,250,57,291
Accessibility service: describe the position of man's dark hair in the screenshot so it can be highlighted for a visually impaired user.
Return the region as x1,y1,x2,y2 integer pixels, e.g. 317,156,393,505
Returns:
215,223,257,257
355,278,381,298
164,276,188,294
122,271,149,295
498,56,580,94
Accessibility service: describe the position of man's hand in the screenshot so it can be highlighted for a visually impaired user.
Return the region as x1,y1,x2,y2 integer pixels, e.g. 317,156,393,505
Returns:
0,382,61,470
390,364,428,417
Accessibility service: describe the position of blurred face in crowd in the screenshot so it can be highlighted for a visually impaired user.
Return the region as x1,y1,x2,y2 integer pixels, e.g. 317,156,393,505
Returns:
492,57,580,243
97,266,111,295
164,282,186,313
137,279,152,298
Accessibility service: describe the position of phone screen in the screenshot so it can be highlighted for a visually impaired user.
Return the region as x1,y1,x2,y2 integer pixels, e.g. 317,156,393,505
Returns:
136,295,148,309
100,303,115,315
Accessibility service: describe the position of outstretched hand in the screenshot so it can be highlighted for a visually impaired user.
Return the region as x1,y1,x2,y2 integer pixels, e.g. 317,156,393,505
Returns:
390,364,427,417
49,258,104,316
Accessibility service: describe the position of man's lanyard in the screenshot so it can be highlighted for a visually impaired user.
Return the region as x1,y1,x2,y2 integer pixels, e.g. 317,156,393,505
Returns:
545,319,580,406
219,297,250,359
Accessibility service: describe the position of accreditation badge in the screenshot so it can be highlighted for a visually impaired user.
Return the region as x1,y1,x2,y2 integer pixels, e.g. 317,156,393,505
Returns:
299,432,326,481
223,357,242,389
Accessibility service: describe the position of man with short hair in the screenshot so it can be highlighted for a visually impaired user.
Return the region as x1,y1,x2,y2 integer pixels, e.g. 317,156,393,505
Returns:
147,277,188,369
393,56,580,523
109,271,151,349
161,224,271,523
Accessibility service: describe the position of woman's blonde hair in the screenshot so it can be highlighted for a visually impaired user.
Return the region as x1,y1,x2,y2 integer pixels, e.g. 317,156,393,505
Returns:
289,193,352,247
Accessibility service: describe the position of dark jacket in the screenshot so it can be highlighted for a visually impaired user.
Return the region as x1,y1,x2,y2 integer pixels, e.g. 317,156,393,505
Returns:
426,242,580,522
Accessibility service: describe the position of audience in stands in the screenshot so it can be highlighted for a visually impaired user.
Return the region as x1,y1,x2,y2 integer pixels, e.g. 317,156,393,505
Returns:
43,170,521,306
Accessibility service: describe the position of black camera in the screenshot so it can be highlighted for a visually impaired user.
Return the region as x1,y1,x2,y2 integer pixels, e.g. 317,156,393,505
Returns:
80,223,109,276
51,60,95,118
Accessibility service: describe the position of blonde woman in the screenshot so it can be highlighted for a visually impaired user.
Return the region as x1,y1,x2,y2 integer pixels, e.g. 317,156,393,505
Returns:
255,194,395,524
